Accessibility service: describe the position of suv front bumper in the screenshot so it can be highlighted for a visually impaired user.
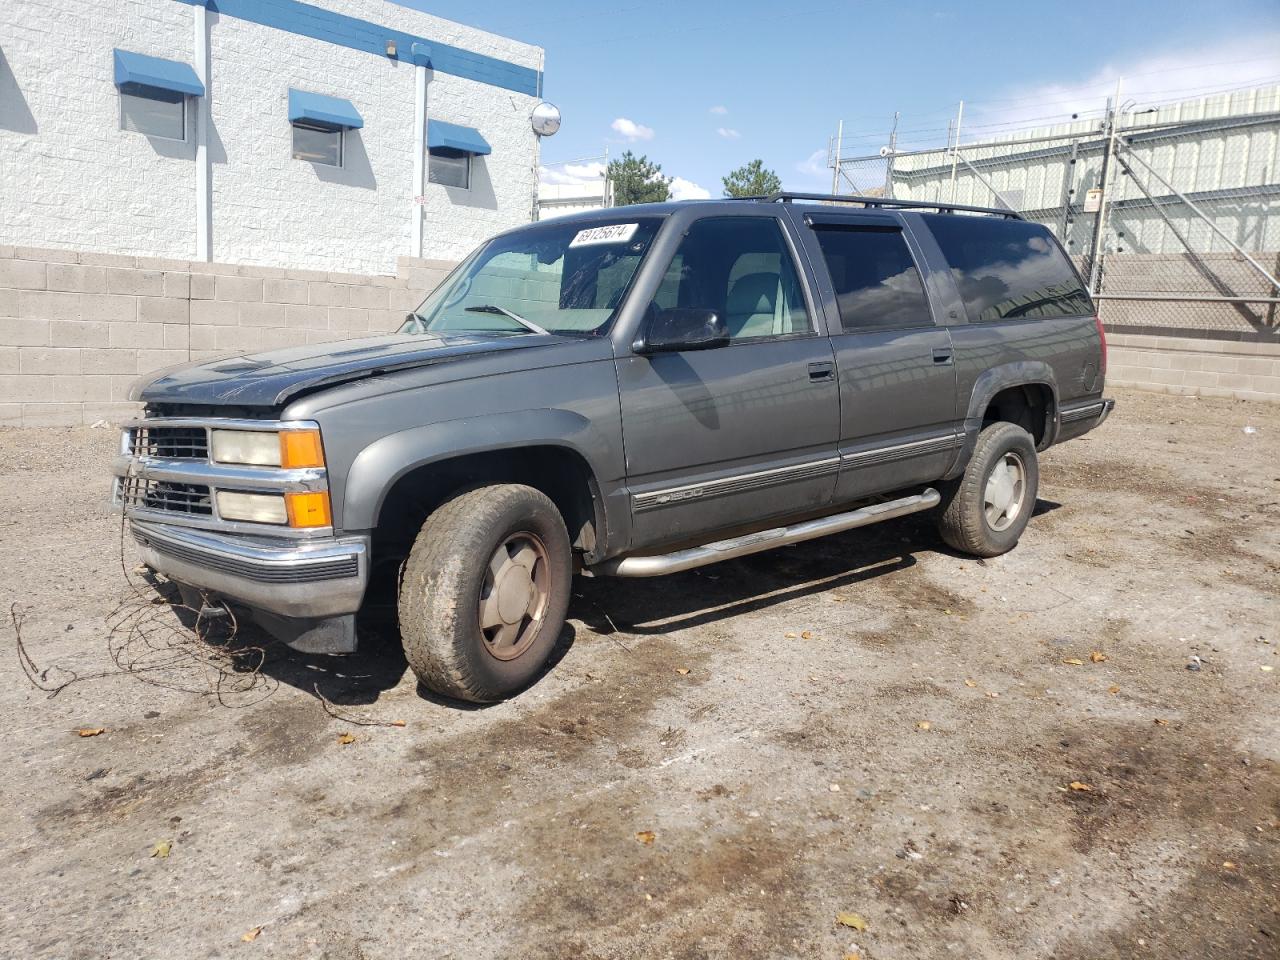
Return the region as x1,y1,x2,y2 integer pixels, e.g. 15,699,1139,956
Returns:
130,519,369,621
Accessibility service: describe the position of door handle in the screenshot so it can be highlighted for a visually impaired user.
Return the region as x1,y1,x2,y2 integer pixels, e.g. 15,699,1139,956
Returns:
932,348,953,366
808,361,835,382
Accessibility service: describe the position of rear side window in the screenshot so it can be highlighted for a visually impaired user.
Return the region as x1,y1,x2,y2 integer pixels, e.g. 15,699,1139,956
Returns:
923,215,1093,323
812,225,932,331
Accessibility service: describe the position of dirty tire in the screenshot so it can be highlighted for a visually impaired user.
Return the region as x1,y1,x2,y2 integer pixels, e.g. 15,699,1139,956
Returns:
936,421,1039,558
398,484,572,703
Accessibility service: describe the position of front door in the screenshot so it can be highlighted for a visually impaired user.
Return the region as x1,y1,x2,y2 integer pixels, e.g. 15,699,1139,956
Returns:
616,215,839,550
793,210,960,501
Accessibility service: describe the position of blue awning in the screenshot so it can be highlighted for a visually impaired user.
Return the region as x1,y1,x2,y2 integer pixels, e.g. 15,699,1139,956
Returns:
287,89,364,131
113,49,204,97
428,120,491,156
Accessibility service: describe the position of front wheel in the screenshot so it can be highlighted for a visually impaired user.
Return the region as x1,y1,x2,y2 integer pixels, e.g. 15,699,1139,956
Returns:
398,484,572,702
936,421,1039,558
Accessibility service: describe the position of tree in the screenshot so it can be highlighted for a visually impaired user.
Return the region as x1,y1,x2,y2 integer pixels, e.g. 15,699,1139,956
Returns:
721,159,782,198
607,151,672,206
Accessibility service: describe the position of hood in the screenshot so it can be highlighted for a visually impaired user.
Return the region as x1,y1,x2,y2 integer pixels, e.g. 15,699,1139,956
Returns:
132,332,577,408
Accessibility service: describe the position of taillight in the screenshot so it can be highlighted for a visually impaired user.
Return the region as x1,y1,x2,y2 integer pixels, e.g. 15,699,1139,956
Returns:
1095,315,1107,375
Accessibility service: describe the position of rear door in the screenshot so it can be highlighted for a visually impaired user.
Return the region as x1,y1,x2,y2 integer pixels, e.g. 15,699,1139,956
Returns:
790,208,961,501
912,213,1101,413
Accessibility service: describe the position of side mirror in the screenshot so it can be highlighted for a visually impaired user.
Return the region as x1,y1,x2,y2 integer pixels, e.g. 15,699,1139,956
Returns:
636,307,728,354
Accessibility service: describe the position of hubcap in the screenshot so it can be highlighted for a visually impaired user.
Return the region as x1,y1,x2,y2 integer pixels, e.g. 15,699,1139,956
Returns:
477,533,550,661
983,452,1026,532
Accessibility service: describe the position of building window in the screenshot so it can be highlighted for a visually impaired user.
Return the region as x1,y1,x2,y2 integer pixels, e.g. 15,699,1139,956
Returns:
119,87,186,141
429,147,471,189
292,122,343,167
286,88,362,170
112,49,203,143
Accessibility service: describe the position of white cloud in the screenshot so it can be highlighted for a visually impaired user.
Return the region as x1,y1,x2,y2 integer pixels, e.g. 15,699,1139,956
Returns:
541,162,709,202
669,176,711,201
709,105,728,115
966,35,1280,137
716,127,741,139
610,117,655,142
795,148,828,178
538,161,606,188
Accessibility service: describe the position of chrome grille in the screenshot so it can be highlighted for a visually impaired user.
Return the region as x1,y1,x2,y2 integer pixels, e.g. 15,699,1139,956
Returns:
129,426,209,460
119,476,214,516
114,417,330,535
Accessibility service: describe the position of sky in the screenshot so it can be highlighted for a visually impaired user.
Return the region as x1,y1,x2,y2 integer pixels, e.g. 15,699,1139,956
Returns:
401,0,1280,199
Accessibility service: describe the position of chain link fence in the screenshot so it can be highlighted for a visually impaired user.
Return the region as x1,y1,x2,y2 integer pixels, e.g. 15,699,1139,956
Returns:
831,86,1280,339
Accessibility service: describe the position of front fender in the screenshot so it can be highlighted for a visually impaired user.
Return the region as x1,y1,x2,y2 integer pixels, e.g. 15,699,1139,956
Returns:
340,407,622,542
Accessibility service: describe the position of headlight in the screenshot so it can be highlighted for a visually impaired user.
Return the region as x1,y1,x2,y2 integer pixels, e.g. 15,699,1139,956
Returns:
211,430,279,466
216,491,289,524
214,490,332,527
210,428,325,468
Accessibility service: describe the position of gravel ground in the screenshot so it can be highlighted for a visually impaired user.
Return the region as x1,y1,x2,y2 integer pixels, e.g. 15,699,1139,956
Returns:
0,387,1277,960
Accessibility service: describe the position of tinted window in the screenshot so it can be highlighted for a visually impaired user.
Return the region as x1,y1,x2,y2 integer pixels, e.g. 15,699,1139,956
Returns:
429,147,471,188
923,215,1093,322
651,217,810,341
812,225,931,331
120,88,185,141
292,123,342,167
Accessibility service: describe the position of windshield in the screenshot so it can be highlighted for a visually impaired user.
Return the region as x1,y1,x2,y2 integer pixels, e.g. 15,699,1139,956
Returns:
403,217,665,337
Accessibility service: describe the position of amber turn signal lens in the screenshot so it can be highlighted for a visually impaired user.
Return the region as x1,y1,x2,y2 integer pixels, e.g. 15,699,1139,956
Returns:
279,430,325,469
285,491,333,528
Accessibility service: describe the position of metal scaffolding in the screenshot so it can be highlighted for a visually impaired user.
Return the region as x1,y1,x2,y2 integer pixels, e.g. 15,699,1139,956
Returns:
827,85,1280,338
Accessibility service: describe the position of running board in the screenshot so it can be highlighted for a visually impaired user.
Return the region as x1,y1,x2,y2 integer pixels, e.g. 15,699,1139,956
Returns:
593,488,941,577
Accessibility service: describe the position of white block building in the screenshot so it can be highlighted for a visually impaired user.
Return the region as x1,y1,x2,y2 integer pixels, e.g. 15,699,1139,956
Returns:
0,0,546,274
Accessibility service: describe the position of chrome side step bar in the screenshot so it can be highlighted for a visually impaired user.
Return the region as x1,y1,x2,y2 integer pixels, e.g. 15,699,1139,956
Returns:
593,488,941,577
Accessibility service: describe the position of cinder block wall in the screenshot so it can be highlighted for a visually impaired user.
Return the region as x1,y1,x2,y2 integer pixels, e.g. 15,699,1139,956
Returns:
1107,332,1280,404
5,244,1278,425
0,246,455,426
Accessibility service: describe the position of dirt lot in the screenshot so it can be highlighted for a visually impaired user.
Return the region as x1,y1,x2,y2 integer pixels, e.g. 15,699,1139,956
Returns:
0,388,1277,960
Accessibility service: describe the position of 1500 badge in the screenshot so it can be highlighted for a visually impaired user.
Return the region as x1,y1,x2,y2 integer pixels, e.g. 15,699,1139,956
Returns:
652,487,705,505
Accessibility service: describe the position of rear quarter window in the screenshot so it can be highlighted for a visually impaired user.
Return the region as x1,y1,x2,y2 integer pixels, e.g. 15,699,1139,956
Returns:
922,215,1093,323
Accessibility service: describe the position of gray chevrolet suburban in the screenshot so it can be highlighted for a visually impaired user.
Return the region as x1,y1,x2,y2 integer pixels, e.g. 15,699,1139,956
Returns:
113,193,1113,702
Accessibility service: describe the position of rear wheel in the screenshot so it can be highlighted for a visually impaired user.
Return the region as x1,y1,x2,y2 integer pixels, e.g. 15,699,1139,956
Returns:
398,484,572,702
936,422,1039,558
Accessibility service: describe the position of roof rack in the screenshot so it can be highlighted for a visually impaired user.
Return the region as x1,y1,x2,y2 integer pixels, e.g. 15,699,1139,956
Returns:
728,192,1023,219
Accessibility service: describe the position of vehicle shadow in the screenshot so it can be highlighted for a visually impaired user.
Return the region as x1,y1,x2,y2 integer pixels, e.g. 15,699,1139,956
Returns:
569,499,1061,636
148,578,416,708
194,601,580,711
1032,498,1063,517
569,511,933,637
182,499,1060,709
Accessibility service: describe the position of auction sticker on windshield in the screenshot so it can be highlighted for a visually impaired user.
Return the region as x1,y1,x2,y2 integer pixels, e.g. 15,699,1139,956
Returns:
569,223,639,248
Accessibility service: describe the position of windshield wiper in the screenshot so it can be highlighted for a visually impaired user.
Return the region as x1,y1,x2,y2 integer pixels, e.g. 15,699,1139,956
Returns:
464,304,550,336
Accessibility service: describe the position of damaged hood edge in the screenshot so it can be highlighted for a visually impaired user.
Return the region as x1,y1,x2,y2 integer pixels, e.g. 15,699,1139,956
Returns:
130,333,574,408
